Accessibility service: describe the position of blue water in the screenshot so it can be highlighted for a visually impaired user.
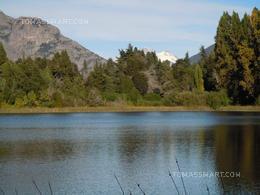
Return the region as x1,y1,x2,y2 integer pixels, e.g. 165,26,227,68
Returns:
0,112,259,194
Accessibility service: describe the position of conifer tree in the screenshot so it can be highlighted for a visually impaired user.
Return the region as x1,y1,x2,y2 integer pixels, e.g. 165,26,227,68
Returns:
194,64,204,92
250,8,260,100
215,12,233,88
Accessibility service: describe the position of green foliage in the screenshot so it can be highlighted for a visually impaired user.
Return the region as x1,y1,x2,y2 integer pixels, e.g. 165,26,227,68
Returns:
52,92,63,107
256,95,260,105
140,93,162,106
163,91,207,106
194,64,204,92
172,58,194,92
0,8,258,108
87,89,104,106
132,72,148,95
143,93,161,101
14,91,38,107
127,88,141,104
102,92,118,102
198,46,217,91
0,42,7,65
215,9,259,104
118,75,135,93
206,90,230,109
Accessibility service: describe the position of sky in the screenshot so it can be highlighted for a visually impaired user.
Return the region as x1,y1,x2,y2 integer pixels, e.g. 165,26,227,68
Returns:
1,0,258,59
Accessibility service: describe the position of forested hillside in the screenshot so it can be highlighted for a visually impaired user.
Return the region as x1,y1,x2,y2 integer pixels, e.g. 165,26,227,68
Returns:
0,8,259,109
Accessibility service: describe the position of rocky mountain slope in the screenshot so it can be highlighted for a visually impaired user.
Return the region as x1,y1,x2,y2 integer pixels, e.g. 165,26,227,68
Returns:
0,11,106,71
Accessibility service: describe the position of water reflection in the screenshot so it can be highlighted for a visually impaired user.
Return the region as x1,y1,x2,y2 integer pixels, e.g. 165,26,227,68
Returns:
0,140,75,161
0,112,259,194
214,125,260,192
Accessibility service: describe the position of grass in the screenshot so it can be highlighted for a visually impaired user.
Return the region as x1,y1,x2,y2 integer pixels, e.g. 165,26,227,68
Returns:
0,105,259,114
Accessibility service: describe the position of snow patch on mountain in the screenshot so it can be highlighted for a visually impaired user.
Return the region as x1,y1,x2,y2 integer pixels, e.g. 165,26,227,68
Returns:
156,51,178,64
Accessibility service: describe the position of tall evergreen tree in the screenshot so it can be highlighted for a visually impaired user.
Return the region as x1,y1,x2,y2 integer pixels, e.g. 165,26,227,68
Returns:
198,46,217,91
250,8,260,101
215,10,258,104
194,64,204,92
215,12,233,88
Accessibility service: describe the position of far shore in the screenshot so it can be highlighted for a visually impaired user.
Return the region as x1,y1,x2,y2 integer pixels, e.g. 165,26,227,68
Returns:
0,106,259,114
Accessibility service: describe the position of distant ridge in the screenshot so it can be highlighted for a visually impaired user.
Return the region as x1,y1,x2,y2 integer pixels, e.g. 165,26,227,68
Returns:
189,44,215,64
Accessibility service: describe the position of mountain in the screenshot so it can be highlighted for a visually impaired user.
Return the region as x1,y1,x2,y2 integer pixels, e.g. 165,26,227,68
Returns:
0,11,106,71
142,48,178,64
189,44,215,64
156,51,178,64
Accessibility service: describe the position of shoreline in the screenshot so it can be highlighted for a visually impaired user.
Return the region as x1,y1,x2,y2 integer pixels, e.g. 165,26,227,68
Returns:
0,106,259,114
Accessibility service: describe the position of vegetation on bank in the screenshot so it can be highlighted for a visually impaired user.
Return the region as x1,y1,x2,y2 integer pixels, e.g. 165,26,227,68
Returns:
0,106,259,114
0,8,259,110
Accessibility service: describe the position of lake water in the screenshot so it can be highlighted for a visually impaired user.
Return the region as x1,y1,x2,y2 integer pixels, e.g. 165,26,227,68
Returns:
0,112,259,194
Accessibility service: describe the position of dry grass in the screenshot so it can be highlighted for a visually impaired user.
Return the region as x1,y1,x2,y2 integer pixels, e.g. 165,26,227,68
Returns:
0,106,259,114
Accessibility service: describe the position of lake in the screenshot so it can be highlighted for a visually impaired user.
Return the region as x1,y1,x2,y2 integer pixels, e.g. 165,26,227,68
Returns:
0,112,259,194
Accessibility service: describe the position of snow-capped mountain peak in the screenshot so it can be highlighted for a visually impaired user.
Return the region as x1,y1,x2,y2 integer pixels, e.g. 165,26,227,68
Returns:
156,51,178,64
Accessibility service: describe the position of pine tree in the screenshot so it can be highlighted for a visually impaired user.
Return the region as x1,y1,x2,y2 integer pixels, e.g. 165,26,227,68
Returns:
215,12,233,88
198,46,217,91
250,8,260,101
184,52,190,65
215,9,259,104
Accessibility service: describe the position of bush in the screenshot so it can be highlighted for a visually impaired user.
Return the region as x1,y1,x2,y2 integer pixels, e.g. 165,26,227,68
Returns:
163,91,207,106
206,90,230,109
127,88,141,104
87,89,104,106
52,92,63,107
15,97,25,108
14,91,39,107
143,93,161,101
102,92,118,102
256,96,260,105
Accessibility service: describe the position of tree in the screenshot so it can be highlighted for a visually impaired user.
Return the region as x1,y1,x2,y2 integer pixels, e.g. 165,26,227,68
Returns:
50,51,78,79
173,58,194,91
132,72,148,95
194,64,204,92
215,12,233,89
198,46,217,91
250,8,260,101
0,42,7,65
215,10,258,104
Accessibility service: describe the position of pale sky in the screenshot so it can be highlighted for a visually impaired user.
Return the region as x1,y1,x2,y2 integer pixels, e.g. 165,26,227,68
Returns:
1,0,258,59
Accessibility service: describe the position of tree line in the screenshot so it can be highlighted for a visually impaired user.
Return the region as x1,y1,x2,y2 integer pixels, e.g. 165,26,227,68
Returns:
0,8,259,109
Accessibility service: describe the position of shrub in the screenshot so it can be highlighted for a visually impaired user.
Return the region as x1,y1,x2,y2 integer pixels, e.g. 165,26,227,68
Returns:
52,92,63,107
206,90,230,109
256,96,260,105
163,91,207,106
127,88,141,104
143,93,161,101
102,92,118,102
15,97,25,108
87,89,104,106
